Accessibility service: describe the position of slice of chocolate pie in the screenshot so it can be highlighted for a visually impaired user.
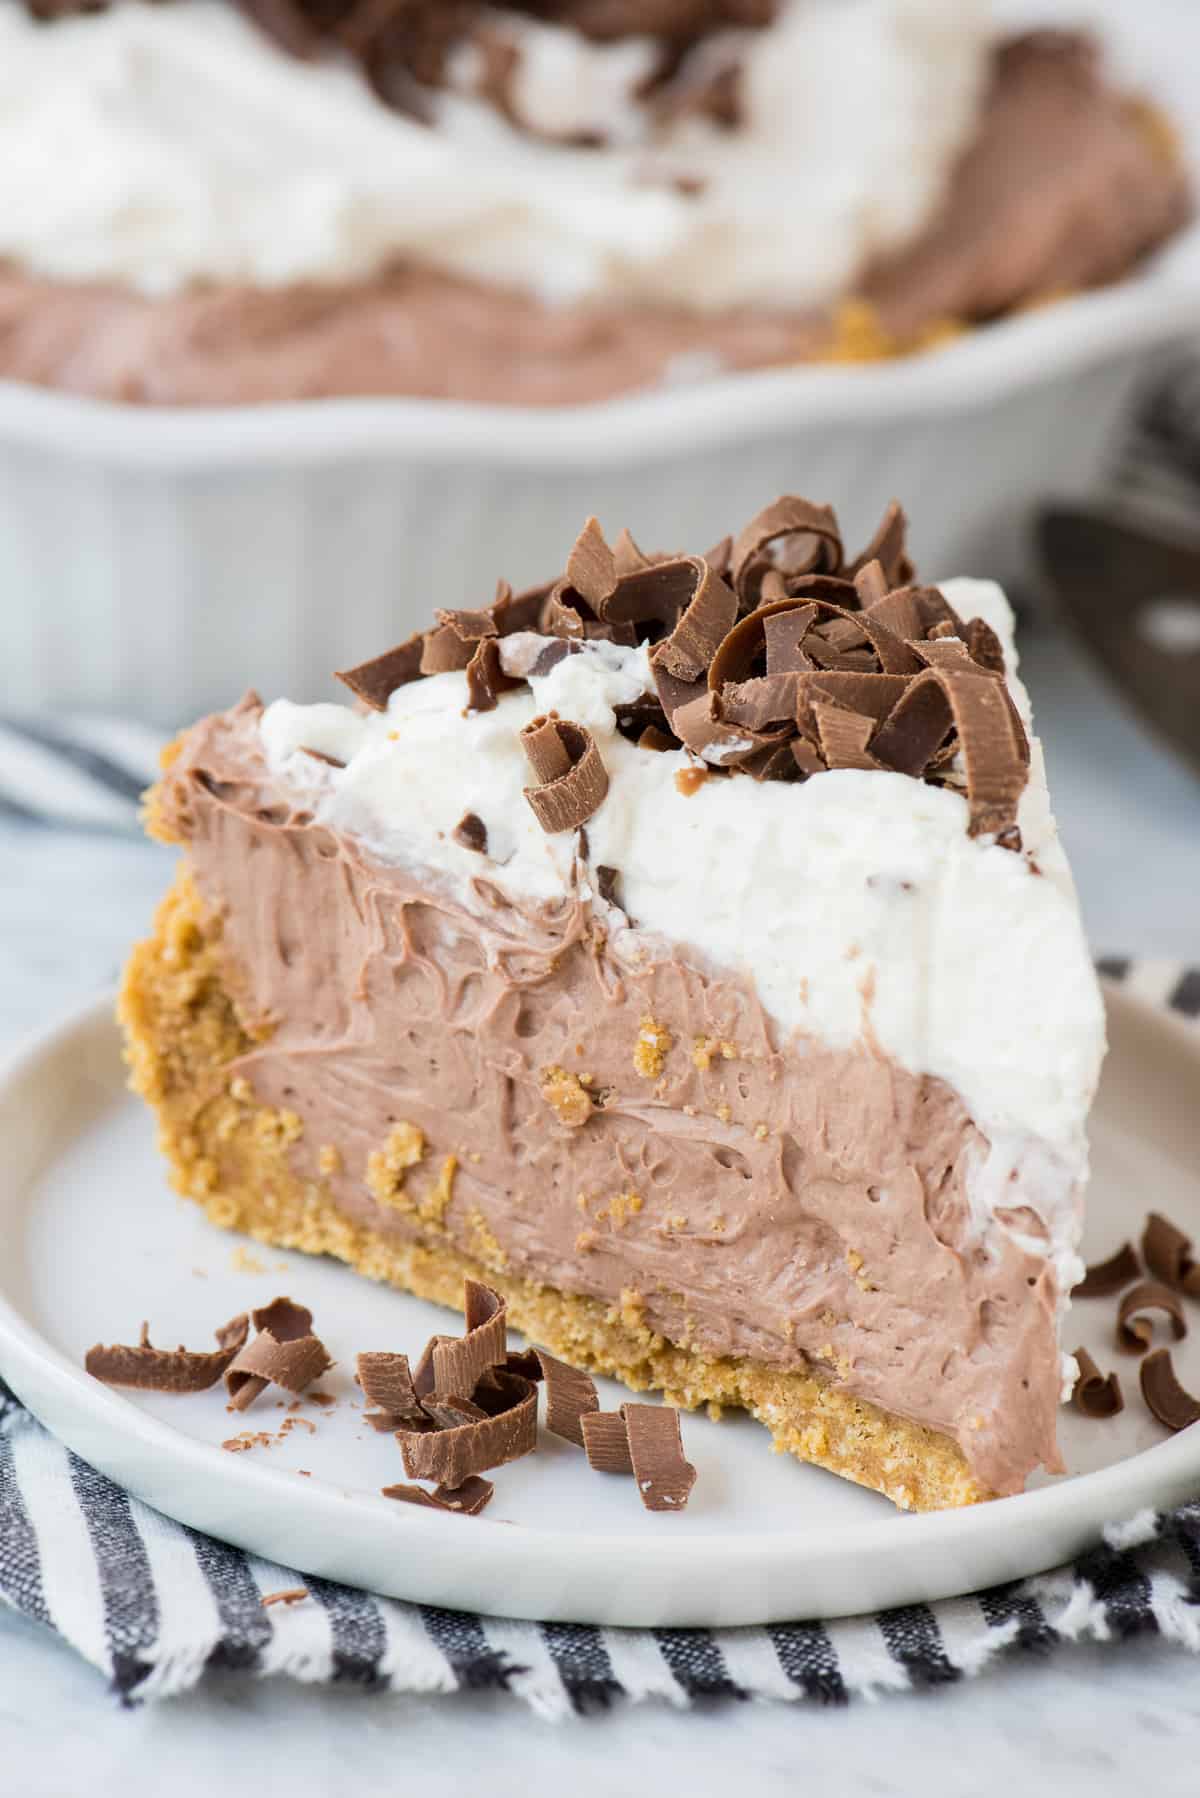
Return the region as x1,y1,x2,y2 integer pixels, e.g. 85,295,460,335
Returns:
122,495,1105,1510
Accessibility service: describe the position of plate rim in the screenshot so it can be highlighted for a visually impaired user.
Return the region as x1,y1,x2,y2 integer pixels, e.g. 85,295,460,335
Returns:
1,979,1199,1628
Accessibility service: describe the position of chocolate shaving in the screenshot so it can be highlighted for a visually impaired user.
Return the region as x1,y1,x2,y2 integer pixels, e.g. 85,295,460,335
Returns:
1073,1242,1142,1299
1140,1349,1200,1432
420,621,477,676
620,558,736,683
730,496,843,603
421,1395,489,1429
335,636,423,710
85,1313,249,1394
382,1476,495,1515
300,747,345,770
535,1349,599,1448
464,637,521,714
567,516,618,609
1142,1212,1200,1297
812,703,880,771
1116,1281,1187,1355
580,1410,635,1475
225,1297,331,1412
847,500,914,589
430,1279,509,1399
260,1587,310,1607
452,811,488,854
395,1373,537,1487
623,1404,697,1511
503,1348,545,1382
1071,1347,1124,1418
520,713,609,834
356,1350,425,1426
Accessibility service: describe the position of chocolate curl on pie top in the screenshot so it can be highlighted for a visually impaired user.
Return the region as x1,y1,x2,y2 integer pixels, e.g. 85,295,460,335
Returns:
1142,1212,1200,1297
327,493,1032,840
224,1297,332,1412
86,1313,249,1394
520,712,610,833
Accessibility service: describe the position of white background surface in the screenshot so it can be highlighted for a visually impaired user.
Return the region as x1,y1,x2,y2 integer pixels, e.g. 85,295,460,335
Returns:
2,615,1200,1791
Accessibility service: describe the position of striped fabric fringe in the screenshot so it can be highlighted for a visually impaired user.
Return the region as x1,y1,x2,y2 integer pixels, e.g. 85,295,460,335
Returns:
3,1378,1200,1715
0,716,162,832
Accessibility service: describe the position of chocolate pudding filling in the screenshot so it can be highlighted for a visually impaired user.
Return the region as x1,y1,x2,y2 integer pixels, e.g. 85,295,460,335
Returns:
157,698,1062,1495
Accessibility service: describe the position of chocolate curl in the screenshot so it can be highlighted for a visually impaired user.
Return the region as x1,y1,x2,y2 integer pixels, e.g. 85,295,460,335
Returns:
846,499,914,588
762,606,819,674
356,1350,426,1428
520,713,610,834
225,1297,331,1412
862,583,958,645
793,670,910,737
612,527,655,576
720,671,803,732
493,577,552,637
535,1349,600,1448
396,1373,538,1486
419,620,477,676
707,599,816,690
963,616,1007,676
1071,1348,1124,1419
623,1404,697,1511
730,496,843,603
853,560,890,608
811,703,880,772
464,637,521,714
430,1279,509,1399
1140,1350,1200,1432
1142,1212,1200,1297
1073,1242,1141,1299
580,1410,635,1475
613,558,737,682
335,635,424,711
1116,1281,1187,1354
381,1477,495,1516
85,1313,249,1395
566,516,618,609
873,663,1029,839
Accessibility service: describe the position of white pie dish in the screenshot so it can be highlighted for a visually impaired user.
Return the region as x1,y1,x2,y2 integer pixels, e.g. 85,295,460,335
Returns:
1,248,1198,731
0,968,1198,1628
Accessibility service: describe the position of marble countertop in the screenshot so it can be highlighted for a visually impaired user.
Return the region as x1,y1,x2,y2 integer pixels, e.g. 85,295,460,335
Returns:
2,616,1200,1795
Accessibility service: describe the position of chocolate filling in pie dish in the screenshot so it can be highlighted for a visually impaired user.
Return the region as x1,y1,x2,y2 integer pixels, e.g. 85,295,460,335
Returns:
0,3,1190,405
120,494,1106,1509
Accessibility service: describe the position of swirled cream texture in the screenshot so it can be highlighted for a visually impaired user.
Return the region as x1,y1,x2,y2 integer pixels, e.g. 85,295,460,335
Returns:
0,0,988,308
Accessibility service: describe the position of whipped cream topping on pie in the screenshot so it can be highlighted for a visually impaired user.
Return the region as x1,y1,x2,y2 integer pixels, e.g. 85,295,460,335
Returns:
0,0,988,307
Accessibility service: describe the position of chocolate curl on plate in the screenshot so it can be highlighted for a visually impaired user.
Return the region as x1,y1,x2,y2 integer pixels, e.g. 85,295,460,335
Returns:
1071,1348,1124,1418
86,1313,249,1394
520,712,610,833
357,1350,426,1429
225,1297,332,1412
580,1410,635,1475
1073,1242,1141,1299
1140,1349,1200,1432
1116,1281,1187,1354
536,1349,600,1448
623,1403,697,1511
430,1279,510,1399
730,496,843,605
1142,1212,1200,1297
396,1370,538,1487
382,1476,495,1515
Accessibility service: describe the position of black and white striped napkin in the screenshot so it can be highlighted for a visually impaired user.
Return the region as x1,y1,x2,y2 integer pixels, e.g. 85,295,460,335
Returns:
2,1373,1200,1714
0,715,162,833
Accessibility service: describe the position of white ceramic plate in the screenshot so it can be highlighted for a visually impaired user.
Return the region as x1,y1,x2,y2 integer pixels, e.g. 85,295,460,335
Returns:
1,979,1199,1628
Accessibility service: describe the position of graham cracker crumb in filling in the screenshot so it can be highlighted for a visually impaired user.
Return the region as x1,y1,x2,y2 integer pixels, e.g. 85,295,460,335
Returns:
633,1016,673,1080
540,1065,594,1128
692,1037,738,1073
365,1121,425,1208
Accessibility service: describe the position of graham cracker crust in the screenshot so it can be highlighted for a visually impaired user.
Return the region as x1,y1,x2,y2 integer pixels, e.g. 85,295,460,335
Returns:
119,863,989,1513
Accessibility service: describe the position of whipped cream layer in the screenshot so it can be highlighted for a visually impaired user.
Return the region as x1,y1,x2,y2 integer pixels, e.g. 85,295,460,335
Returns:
259,574,1105,1307
0,0,988,309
